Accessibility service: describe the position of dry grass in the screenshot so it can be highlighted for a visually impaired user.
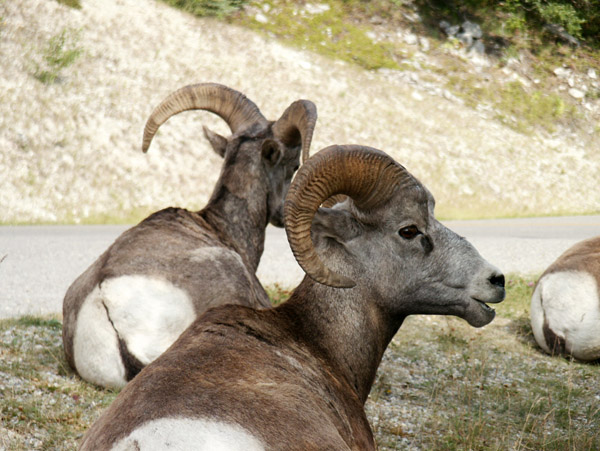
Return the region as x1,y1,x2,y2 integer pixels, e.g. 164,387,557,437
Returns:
1,276,599,450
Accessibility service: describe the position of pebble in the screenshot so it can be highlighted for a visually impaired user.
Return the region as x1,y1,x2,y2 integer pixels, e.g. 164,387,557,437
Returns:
568,88,585,99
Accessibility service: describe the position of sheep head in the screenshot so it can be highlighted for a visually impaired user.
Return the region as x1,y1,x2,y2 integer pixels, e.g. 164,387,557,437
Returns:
285,145,505,327
142,83,317,228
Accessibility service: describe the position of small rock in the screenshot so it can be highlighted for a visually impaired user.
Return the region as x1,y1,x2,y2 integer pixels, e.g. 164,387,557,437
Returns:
255,13,268,24
588,68,597,80
404,33,418,45
457,32,473,48
469,40,485,56
568,88,585,99
411,91,423,101
544,23,580,47
439,20,459,37
462,21,482,39
553,67,571,78
304,3,330,14
419,37,430,52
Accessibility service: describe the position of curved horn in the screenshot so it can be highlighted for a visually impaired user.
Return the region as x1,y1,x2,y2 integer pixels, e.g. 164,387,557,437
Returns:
284,145,416,288
271,100,317,164
142,83,267,153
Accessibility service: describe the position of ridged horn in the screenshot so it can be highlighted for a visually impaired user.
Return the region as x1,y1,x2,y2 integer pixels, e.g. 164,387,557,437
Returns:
142,83,267,153
271,100,317,164
284,145,416,288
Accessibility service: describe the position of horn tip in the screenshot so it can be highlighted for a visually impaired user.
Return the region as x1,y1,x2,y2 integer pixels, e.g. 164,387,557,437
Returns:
313,272,356,289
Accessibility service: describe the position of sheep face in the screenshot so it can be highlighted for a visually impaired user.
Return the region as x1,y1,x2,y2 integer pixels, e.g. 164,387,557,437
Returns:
311,182,505,327
261,138,301,227
206,125,301,228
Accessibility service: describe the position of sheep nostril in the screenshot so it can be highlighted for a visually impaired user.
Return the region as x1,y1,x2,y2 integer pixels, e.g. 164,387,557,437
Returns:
489,273,505,288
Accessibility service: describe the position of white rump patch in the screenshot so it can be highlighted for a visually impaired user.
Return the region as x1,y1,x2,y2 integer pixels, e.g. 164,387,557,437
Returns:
74,286,126,388
101,275,195,363
531,270,600,360
74,275,195,388
113,417,265,451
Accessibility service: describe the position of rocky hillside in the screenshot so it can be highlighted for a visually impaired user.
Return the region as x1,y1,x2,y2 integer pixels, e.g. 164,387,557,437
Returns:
1,0,598,224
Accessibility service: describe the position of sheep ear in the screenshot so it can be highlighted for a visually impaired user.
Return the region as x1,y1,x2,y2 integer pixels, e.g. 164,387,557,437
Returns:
203,126,227,158
261,139,284,166
312,208,362,246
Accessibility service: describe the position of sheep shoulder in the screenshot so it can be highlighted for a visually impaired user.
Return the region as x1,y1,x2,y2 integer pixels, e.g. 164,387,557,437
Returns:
539,236,600,281
81,304,375,451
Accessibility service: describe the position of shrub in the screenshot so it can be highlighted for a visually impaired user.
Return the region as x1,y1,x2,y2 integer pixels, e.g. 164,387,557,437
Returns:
160,0,247,17
56,0,82,9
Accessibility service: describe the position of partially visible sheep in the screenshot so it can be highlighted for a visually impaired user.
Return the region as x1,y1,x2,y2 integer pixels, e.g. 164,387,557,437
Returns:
531,236,600,361
79,145,506,450
62,83,317,389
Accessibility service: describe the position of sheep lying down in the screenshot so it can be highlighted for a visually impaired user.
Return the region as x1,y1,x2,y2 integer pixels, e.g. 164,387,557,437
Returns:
62,83,317,389
80,145,505,450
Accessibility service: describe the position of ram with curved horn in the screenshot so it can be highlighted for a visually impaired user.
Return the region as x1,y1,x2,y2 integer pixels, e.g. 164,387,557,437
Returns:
62,83,317,389
80,145,505,450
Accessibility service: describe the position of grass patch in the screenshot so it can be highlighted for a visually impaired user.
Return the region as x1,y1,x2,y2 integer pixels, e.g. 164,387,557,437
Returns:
55,0,81,8
2,278,599,449
160,0,245,18
32,28,83,84
234,0,400,70
0,315,118,449
266,283,293,306
368,273,600,450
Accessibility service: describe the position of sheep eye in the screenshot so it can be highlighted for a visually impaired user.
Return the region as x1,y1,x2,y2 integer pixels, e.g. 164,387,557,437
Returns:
398,225,420,240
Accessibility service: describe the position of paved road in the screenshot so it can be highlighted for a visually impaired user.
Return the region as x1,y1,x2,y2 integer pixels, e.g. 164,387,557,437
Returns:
0,216,598,319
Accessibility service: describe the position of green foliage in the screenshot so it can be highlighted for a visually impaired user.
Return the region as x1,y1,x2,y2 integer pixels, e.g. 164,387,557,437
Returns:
415,0,599,45
160,0,247,17
444,62,578,134
238,0,400,70
537,1,585,37
56,0,82,9
33,28,82,84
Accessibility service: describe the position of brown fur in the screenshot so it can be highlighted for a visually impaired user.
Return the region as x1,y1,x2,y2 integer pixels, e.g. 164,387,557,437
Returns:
63,122,303,381
80,281,377,450
538,236,600,283
79,146,505,448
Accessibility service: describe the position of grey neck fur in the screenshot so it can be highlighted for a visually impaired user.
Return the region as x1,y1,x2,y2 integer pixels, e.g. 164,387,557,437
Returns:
200,168,269,272
281,278,405,404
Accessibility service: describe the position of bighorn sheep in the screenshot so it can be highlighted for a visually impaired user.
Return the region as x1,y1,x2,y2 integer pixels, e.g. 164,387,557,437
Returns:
62,83,317,389
80,145,505,450
530,236,600,361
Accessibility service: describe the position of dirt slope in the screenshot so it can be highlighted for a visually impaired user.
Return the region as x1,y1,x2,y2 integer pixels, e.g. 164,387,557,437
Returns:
0,0,598,223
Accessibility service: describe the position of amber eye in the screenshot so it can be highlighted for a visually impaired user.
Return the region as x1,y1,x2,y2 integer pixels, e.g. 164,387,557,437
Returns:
398,225,421,240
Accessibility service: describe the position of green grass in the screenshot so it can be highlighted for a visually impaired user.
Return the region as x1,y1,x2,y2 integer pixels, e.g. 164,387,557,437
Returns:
369,273,600,450
0,316,118,449
33,28,83,84
236,0,401,70
160,0,245,18
55,0,81,8
2,277,599,449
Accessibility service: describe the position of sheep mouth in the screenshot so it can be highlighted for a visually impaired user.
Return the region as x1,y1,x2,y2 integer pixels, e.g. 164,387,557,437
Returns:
473,298,495,313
